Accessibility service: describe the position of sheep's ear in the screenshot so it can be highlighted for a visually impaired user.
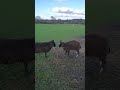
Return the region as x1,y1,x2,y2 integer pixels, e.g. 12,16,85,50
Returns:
60,40,62,43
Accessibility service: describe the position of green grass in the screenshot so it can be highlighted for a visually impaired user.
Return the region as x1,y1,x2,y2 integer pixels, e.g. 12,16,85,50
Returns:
35,24,85,89
35,24,85,42
35,54,72,90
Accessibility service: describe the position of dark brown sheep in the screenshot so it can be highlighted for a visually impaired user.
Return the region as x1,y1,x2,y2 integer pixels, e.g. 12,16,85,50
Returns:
35,40,56,58
85,34,110,72
0,38,34,73
59,40,81,57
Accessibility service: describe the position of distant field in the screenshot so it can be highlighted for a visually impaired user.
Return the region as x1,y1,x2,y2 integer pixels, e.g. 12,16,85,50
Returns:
35,24,85,42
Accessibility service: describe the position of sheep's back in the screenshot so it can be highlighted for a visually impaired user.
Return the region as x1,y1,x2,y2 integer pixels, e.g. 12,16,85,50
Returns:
85,34,110,57
35,43,52,53
64,41,81,50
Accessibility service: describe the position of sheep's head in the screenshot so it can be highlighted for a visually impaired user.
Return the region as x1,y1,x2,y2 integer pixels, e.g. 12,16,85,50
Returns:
50,40,56,47
59,40,65,47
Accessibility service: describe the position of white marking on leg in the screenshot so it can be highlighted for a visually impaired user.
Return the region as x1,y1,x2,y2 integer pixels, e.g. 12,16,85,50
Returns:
100,67,103,73
76,54,78,57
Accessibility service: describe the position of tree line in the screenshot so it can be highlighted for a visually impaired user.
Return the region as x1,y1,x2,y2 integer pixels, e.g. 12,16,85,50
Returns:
35,19,85,24
35,16,85,24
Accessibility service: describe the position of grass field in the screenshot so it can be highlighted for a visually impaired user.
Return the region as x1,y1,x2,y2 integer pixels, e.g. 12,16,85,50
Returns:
35,24,85,42
35,24,85,90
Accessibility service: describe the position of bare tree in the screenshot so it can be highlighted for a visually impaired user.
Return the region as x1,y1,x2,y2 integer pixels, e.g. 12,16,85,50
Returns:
35,16,41,20
50,16,56,20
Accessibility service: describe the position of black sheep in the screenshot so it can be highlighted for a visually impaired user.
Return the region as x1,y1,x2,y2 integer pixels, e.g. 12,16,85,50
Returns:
85,34,110,72
59,40,81,57
35,40,56,58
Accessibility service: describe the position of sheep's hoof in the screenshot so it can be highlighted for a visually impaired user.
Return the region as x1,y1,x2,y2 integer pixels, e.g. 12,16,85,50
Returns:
76,54,79,57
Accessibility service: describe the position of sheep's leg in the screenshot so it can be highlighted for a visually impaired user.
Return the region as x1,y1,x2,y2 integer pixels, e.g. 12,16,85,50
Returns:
76,50,79,57
100,56,107,73
45,52,47,58
24,62,28,73
65,51,67,55
45,53,47,58
68,51,70,56
76,54,78,57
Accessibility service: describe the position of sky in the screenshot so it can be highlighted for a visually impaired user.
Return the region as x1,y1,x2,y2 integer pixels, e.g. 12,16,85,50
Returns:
35,0,85,20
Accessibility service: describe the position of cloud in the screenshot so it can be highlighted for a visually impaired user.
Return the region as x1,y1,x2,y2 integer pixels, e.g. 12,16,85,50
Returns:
54,13,78,17
52,7,85,15
40,7,85,20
